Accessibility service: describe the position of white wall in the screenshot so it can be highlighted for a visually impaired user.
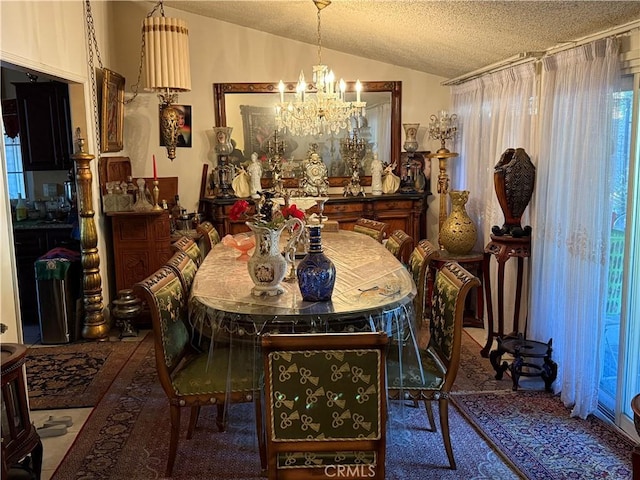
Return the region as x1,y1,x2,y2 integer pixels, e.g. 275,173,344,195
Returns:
110,1,451,240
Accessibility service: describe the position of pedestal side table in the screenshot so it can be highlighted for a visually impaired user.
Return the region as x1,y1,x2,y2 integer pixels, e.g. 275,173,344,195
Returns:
482,234,531,357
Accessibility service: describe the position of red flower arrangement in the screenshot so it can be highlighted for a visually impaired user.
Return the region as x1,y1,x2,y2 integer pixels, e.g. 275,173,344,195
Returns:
229,196,305,230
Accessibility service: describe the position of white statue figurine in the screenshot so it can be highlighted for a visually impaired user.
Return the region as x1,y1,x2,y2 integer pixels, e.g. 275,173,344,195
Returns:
231,167,251,198
382,163,401,194
248,152,262,199
371,153,383,196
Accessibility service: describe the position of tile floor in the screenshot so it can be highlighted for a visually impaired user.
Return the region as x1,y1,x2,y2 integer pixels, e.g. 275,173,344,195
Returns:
25,327,509,479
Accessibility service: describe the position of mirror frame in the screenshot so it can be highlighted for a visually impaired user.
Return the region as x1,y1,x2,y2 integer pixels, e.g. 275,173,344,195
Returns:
213,81,402,188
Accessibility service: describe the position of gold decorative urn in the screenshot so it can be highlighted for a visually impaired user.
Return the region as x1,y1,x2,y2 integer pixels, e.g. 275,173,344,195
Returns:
439,190,477,254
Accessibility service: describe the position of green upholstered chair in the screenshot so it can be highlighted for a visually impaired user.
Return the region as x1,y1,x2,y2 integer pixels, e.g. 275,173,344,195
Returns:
172,235,203,267
261,332,388,480
353,218,389,243
385,229,414,265
407,239,440,326
196,221,221,258
387,261,480,470
134,266,260,476
165,250,198,295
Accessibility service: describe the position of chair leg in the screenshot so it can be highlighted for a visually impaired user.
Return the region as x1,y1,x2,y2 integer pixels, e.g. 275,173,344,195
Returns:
166,404,181,476
423,399,436,432
255,395,267,471
438,397,456,469
216,402,226,432
187,406,200,439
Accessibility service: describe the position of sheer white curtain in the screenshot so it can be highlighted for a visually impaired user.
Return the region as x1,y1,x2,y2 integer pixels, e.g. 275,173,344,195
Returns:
451,64,537,331
530,38,620,418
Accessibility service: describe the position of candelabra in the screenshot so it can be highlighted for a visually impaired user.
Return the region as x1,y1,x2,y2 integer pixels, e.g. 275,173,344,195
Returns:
342,130,366,197
426,111,459,235
266,129,286,197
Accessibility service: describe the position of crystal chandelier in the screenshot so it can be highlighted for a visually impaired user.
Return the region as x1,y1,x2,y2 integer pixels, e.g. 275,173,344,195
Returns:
275,0,365,137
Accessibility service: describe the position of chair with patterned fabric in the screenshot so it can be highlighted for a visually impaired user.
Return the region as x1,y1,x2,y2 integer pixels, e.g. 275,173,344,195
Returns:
407,239,440,326
385,229,414,265
261,332,389,480
386,262,480,470
353,218,389,243
134,267,260,476
172,235,203,267
196,221,221,258
165,250,198,295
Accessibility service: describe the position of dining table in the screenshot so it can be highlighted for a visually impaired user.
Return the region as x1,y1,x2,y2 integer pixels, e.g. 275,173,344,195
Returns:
189,229,418,344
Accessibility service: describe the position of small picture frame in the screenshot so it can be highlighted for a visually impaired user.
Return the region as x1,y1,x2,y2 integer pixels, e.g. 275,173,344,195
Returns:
100,68,125,153
159,104,192,148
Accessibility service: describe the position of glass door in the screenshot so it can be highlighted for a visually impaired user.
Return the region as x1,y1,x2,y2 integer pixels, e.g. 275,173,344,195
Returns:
598,75,640,441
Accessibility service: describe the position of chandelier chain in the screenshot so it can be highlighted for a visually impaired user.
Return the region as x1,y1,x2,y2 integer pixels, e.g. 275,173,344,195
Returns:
317,9,323,67
84,0,101,157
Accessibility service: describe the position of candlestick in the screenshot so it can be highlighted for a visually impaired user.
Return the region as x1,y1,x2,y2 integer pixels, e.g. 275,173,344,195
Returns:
152,179,162,211
153,155,157,179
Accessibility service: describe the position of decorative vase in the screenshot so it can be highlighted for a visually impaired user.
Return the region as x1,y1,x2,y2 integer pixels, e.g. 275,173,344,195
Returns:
213,126,234,155
492,147,535,237
439,190,477,254
247,218,303,296
403,123,420,153
111,289,142,338
296,225,336,301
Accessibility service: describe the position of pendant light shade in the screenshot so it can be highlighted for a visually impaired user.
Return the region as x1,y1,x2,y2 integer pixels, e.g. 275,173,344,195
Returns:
143,16,191,92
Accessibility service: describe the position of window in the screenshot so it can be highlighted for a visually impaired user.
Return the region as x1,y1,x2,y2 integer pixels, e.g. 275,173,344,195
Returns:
3,128,25,200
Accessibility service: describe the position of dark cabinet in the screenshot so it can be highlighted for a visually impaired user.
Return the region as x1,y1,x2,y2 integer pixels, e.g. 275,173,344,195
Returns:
14,81,73,171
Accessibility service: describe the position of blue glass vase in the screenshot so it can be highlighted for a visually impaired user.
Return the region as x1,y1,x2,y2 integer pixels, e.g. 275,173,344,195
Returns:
296,225,336,301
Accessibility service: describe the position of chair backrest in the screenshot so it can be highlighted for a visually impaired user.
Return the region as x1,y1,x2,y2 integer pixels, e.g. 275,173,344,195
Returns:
353,218,389,243
407,239,439,324
172,235,202,267
429,261,480,390
134,266,191,397
385,229,414,264
165,250,199,295
261,332,388,480
196,221,221,258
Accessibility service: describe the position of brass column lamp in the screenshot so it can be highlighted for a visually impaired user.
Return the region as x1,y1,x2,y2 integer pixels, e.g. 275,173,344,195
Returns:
426,111,459,236
72,129,109,340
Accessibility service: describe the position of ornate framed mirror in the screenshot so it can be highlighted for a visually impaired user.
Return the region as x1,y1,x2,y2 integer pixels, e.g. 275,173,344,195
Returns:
213,81,402,188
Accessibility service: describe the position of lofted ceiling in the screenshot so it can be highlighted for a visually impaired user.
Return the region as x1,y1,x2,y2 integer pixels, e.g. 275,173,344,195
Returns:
164,0,640,81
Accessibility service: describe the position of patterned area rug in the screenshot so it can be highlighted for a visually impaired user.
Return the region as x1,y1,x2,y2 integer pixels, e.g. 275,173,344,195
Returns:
52,332,521,480
25,335,143,410
453,390,635,479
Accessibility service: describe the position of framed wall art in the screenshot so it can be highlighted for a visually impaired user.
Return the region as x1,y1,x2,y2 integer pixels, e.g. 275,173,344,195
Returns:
159,104,192,148
100,68,125,153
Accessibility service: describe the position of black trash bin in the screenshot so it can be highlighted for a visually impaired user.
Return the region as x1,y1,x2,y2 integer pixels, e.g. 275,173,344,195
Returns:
34,248,81,344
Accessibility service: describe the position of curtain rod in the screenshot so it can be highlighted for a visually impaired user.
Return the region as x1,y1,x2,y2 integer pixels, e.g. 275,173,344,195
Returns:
442,18,640,87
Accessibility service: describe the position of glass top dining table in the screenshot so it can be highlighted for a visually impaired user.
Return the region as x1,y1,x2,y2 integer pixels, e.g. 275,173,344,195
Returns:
188,229,417,341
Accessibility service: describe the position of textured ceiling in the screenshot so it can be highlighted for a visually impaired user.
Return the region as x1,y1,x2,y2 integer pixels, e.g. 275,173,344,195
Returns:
164,0,640,80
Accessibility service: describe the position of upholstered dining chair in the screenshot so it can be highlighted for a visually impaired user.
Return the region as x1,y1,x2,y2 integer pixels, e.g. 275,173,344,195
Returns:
165,250,198,295
385,229,414,265
353,218,389,243
386,261,480,470
172,235,203,267
407,239,440,326
196,220,221,258
134,266,261,476
261,332,389,480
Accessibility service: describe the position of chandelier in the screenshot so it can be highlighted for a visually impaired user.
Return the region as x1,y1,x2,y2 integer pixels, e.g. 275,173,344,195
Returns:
275,0,365,137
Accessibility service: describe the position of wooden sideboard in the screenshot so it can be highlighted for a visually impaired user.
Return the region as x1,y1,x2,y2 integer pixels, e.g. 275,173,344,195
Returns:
200,193,428,241
107,211,173,294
